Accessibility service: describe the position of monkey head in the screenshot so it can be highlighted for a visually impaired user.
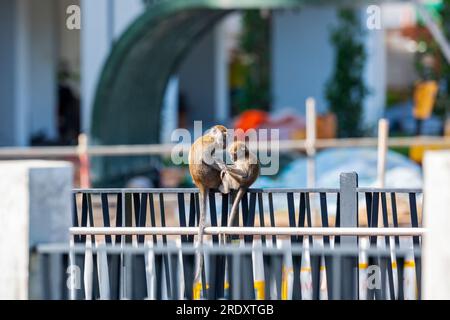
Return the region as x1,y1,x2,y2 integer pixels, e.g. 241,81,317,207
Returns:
228,141,250,161
208,125,228,149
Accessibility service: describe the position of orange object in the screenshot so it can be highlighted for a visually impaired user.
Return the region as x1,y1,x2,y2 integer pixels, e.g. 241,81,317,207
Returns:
234,109,269,132
78,134,91,188
413,81,438,120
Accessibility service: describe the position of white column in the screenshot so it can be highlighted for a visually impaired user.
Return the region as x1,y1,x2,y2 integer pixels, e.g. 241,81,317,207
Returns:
214,20,229,122
363,24,386,129
81,0,144,134
14,0,31,146
0,161,73,299
423,151,450,299
81,0,111,134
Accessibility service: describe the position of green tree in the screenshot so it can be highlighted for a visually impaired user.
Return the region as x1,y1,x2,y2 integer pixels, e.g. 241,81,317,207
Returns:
237,10,271,112
325,9,368,137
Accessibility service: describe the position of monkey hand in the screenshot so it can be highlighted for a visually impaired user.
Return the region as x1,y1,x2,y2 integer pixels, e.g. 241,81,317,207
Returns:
220,169,227,180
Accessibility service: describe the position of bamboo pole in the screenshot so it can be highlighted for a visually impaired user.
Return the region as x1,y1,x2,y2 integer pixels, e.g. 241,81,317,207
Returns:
377,119,389,188
306,97,317,189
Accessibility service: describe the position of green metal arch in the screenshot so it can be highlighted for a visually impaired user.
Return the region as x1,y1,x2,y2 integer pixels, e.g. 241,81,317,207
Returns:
90,0,342,184
91,0,306,146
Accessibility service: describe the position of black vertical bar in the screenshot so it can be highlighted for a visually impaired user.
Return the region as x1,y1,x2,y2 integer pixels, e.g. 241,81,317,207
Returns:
365,192,373,227
183,193,197,299
133,193,141,228
258,192,266,244
149,193,162,298
268,193,277,246
137,193,147,243
409,193,421,300
216,193,229,299
149,194,157,244
80,193,88,243
319,193,329,237
209,193,219,243
287,192,301,300
335,194,341,245
195,193,200,225
101,193,112,244
221,193,229,227
188,193,197,243
245,192,257,243
159,193,172,299
124,193,133,244
381,192,395,300
170,253,179,300
368,192,380,300
390,193,400,247
311,252,321,300
178,193,193,299
115,194,122,243
132,253,147,299
208,192,218,300
72,193,80,243
177,193,188,243
242,192,256,300
397,256,405,300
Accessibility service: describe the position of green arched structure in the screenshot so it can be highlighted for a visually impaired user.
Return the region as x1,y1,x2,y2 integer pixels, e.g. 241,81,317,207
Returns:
90,0,354,185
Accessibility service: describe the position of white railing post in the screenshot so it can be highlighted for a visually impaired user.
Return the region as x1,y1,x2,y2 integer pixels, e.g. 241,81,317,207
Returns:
423,151,450,299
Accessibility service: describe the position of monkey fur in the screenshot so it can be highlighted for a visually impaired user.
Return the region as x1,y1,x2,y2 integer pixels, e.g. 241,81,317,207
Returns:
219,141,260,230
188,125,228,292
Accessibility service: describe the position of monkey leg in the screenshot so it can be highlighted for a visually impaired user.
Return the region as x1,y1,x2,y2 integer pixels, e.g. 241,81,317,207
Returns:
194,188,208,297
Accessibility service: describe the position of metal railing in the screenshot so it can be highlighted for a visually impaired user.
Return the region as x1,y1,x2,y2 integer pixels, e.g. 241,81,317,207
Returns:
35,242,422,300
36,172,420,300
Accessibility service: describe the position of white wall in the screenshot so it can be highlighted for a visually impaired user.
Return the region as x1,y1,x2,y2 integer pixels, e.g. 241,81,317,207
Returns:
57,0,81,94
0,0,17,146
0,0,60,146
28,0,58,140
81,0,144,134
272,7,386,129
272,8,337,115
178,21,229,128
364,25,386,128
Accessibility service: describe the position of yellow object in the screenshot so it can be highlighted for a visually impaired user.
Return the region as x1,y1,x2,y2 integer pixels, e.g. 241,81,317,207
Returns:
404,260,416,268
410,144,442,163
254,280,265,300
413,81,438,120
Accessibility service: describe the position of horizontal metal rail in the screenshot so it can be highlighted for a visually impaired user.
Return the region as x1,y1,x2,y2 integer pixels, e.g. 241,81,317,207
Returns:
72,187,340,194
1,136,449,158
72,187,423,194
37,243,423,256
70,227,426,237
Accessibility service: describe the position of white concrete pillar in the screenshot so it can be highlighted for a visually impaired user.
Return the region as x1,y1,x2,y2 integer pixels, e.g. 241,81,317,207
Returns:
423,151,450,299
0,161,73,299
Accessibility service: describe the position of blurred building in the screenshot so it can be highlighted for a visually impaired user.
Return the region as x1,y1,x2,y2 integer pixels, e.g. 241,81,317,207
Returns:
0,0,403,148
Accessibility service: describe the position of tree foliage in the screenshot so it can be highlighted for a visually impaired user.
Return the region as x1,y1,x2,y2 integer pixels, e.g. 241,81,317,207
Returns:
237,10,271,112
325,9,368,137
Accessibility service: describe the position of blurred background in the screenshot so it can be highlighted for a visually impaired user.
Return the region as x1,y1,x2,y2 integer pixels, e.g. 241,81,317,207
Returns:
1,0,449,188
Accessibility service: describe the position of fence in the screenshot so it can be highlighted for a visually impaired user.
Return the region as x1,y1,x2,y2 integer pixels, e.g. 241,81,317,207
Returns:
34,172,423,300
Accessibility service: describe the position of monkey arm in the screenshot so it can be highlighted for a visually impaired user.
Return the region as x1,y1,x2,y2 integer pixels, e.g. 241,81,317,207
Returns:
201,144,227,171
224,166,249,184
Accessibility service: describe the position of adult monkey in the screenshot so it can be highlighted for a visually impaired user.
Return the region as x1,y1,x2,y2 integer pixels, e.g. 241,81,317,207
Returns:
188,125,228,291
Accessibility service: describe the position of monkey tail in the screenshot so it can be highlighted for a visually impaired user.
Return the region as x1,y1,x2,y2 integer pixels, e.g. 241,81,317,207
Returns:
194,187,208,298
227,187,246,228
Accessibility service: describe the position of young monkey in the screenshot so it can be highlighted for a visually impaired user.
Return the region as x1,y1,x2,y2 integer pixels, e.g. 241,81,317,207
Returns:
219,141,260,231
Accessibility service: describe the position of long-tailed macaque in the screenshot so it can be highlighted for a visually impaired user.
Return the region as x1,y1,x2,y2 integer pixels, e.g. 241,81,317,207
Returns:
188,125,228,288
219,141,260,229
